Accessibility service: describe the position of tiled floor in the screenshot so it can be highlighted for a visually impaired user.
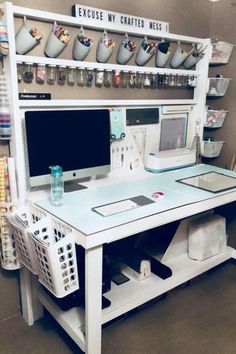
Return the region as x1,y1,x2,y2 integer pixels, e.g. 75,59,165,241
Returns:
1,260,236,354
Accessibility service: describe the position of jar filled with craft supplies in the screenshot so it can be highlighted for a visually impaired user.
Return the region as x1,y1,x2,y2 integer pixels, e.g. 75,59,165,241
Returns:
47,64,57,85
85,67,94,87
120,70,129,88
95,68,104,88
17,62,23,83
67,66,76,86
150,73,157,89
143,72,151,88
23,62,34,83
76,67,85,87
104,69,112,87
36,64,45,84
129,71,136,88
57,65,66,85
113,70,121,87
136,71,144,89
49,165,64,207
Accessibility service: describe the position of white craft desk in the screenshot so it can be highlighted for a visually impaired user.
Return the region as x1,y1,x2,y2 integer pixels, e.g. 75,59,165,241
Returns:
25,164,236,354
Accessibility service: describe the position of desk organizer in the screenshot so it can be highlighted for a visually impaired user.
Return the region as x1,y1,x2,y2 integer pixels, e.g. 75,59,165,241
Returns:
0,203,20,270
28,216,79,298
210,41,234,64
6,205,46,274
205,109,228,128
202,140,224,158
207,78,231,97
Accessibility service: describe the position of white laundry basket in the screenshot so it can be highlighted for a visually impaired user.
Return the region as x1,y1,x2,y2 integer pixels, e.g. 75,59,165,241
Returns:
6,205,46,274
28,216,79,298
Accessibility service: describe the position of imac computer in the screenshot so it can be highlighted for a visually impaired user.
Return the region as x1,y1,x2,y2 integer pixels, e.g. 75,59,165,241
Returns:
24,109,111,190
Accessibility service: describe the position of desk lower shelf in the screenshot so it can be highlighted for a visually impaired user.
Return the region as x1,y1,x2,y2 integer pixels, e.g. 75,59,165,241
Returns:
37,247,233,346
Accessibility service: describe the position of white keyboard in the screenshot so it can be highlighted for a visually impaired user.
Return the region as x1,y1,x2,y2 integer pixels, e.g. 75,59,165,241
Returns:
93,199,138,217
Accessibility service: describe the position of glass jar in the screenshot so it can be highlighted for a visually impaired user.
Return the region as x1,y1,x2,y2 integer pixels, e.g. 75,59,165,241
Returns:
36,64,45,84
57,65,67,85
23,62,34,83
169,74,176,87
85,68,94,87
136,72,143,89
157,73,164,87
104,69,112,87
76,67,85,87
143,72,151,88
95,69,104,87
163,74,169,87
150,73,157,89
67,66,76,86
129,71,136,88
17,62,23,83
47,64,57,85
175,74,183,87
120,70,128,88
113,70,121,87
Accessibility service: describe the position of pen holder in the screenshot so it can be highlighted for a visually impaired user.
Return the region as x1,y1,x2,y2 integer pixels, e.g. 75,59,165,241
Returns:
183,53,201,69
15,25,39,55
117,41,135,65
170,46,188,68
45,32,66,58
135,45,154,66
155,49,171,67
73,36,92,61
96,40,113,63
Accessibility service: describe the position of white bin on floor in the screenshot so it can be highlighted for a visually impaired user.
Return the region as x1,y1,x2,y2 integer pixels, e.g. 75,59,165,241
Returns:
188,214,227,261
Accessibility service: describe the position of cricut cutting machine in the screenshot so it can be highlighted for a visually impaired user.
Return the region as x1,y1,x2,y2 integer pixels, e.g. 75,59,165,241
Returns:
145,106,196,173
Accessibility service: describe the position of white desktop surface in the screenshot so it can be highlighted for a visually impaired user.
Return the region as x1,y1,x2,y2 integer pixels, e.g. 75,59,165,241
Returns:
35,164,236,236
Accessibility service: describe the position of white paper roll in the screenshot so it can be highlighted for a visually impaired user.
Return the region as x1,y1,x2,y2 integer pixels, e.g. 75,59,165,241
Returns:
7,157,17,202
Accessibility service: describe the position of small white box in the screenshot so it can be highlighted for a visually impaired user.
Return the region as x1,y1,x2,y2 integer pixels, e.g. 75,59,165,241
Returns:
188,214,227,261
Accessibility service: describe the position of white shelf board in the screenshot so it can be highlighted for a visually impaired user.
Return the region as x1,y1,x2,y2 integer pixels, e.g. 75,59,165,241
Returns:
37,288,86,351
16,55,198,76
38,248,233,329
12,4,208,44
102,247,233,323
18,99,198,108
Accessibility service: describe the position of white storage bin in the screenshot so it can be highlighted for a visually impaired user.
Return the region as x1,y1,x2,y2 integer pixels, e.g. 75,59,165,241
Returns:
202,140,224,158
210,41,234,64
188,214,227,261
6,205,46,274
207,78,231,97
0,203,20,270
28,217,79,298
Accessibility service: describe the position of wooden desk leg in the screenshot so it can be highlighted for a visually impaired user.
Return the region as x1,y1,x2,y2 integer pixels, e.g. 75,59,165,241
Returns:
85,245,103,354
20,267,43,326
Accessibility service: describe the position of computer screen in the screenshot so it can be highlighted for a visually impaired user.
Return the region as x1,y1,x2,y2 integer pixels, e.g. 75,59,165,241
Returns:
24,109,111,187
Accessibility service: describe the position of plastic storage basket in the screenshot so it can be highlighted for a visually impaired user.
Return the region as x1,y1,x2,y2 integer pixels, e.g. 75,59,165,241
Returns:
0,203,20,270
28,216,79,298
210,41,234,64
202,140,224,158
205,110,228,128
207,78,231,97
6,205,46,274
